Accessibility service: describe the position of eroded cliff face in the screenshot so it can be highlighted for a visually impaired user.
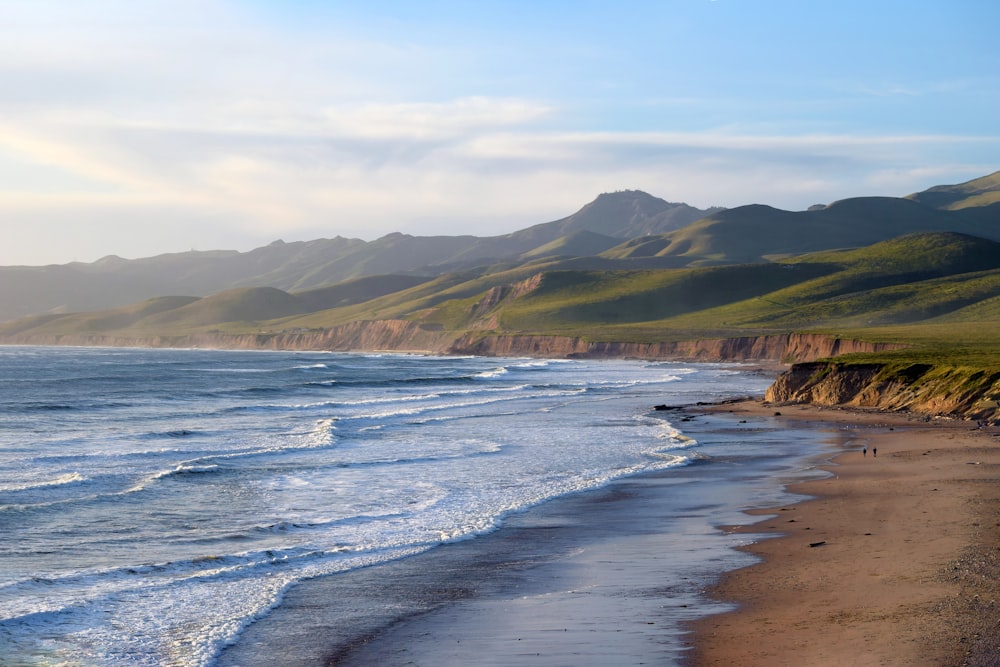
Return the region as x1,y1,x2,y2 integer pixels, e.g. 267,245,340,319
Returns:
447,332,904,363
767,362,1000,423
0,326,903,365
2,320,456,354
11,320,995,422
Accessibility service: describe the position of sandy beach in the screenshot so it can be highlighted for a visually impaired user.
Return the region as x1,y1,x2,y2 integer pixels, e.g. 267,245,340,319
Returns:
688,402,1000,667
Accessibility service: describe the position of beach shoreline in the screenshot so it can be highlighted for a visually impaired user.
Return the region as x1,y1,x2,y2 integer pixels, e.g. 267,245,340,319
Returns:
215,399,1000,666
217,395,823,667
686,401,1000,666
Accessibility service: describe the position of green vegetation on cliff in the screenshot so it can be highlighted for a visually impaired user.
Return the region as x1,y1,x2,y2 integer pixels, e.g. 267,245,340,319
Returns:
766,343,1000,423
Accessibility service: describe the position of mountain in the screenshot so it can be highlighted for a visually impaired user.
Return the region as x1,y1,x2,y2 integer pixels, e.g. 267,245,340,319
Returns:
506,190,723,242
0,193,718,322
3,171,1000,329
603,196,1000,265
448,231,1000,335
6,230,1000,345
906,170,1000,210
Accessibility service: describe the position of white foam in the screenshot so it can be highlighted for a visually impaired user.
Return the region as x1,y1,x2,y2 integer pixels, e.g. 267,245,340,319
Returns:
474,366,509,379
0,472,87,493
0,350,776,666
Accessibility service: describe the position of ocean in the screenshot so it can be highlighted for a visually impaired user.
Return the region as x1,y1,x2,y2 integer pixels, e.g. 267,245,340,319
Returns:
0,346,832,665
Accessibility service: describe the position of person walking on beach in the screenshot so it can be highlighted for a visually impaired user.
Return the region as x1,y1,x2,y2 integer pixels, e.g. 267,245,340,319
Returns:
863,446,867,457
873,447,877,458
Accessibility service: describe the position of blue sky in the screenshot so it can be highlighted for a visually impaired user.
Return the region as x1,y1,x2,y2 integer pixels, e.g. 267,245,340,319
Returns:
1,0,998,265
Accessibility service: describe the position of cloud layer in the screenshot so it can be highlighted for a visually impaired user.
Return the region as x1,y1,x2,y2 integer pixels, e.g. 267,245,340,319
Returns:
0,1,996,265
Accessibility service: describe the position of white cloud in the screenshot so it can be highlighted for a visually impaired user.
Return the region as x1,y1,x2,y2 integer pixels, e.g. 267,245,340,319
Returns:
322,97,556,140
0,1,995,265
2,100,996,265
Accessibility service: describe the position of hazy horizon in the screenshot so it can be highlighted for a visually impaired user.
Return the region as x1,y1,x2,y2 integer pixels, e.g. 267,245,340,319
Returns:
2,0,998,266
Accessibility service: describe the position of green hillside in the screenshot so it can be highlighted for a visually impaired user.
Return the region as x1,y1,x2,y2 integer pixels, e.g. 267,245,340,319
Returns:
418,231,1000,345
519,230,622,260
0,296,201,336
578,232,1000,334
4,172,999,324
3,172,1000,378
605,196,1000,266
8,229,999,356
490,264,832,331
907,170,1000,210
296,274,434,311
0,192,721,322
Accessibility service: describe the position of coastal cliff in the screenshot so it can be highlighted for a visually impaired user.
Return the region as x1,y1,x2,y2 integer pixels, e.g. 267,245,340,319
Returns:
11,321,999,422
0,320,455,355
767,361,1000,424
447,332,904,361
0,325,902,364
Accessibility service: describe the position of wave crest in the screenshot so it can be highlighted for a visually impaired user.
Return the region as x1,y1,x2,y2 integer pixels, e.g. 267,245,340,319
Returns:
0,472,88,493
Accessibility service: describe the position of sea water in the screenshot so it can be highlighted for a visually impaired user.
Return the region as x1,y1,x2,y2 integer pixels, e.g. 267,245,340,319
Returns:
0,346,807,665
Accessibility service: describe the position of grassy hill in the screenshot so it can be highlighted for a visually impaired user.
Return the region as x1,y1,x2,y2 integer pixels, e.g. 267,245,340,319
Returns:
519,230,622,260
603,196,1000,266
484,263,833,332
0,296,201,336
0,192,720,322
295,274,435,311
3,172,1000,388
138,288,308,331
9,172,997,324
7,230,1000,350
906,170,1000,210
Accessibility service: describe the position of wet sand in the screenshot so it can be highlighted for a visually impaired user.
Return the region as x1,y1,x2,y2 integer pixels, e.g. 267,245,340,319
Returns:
688,403,1000,667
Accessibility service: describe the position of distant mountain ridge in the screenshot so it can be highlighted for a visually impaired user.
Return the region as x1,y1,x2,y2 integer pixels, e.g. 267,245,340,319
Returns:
0,192,716,321
7,229,1000,351
1,171,999,325
604,195,1000,265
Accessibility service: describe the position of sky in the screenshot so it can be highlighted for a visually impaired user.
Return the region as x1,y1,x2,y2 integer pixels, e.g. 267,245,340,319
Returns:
1,0,998,266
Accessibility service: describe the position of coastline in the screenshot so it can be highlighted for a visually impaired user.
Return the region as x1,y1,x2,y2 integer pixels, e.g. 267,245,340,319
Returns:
216,396,832,667
0,331,905,368
687,402,1000,666
215,396,1000,666
6,345,998,664
219,466,752,667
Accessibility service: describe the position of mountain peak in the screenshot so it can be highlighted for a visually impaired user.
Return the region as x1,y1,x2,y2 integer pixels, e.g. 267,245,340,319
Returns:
593,189,660,201
588,189,675,212
561,190,721,238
